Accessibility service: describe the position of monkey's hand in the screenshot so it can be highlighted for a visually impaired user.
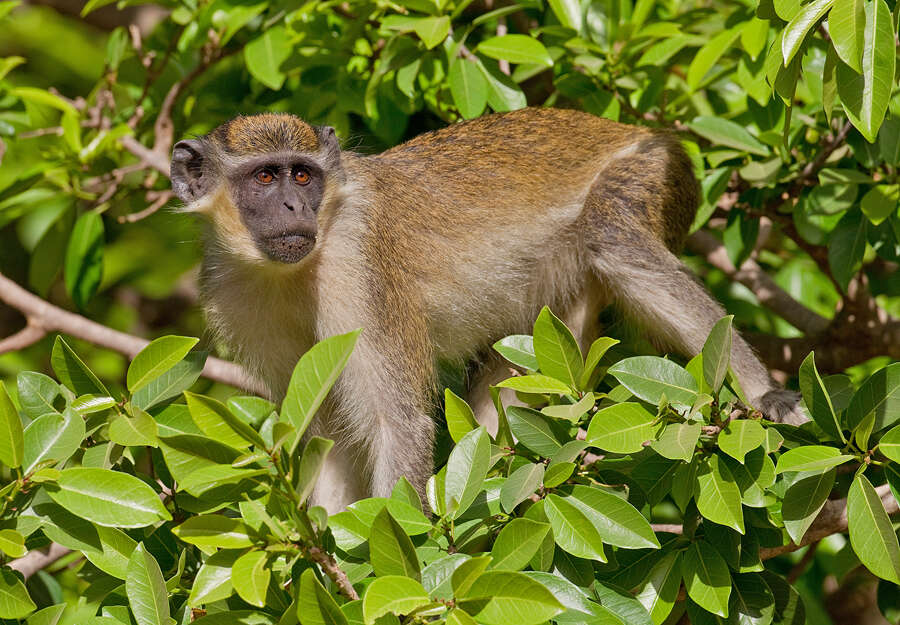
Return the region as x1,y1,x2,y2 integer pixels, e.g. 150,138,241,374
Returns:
755,388,808,425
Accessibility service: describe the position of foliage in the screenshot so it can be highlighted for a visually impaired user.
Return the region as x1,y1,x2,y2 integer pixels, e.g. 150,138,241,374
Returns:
0,313,899,623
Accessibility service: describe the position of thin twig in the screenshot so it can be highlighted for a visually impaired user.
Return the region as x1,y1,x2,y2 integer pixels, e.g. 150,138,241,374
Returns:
119,190,173,223
307,546,360,600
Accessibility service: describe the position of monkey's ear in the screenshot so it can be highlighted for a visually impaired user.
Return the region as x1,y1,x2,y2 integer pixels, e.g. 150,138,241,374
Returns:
171,139,211,203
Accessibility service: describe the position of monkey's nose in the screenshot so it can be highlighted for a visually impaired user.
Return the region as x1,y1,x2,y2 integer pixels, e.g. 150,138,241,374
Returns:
284,202,294,211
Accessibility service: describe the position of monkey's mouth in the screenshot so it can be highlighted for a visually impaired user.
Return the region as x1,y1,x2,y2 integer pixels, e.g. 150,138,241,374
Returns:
261,232,316,264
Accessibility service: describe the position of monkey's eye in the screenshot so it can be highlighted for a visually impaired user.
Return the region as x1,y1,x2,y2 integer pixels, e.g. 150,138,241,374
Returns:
255,170,275,184
294,169,311,185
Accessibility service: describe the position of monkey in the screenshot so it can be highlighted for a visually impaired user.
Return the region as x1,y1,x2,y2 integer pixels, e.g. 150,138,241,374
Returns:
170,108,803,514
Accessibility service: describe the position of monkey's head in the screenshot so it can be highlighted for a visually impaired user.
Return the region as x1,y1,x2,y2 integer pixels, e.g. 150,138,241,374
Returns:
170,113,342,265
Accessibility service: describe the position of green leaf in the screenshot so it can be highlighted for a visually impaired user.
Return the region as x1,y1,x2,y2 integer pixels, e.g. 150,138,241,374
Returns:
445,389,478,444
828,209,868,292
126,543,170,625
861,184,898,225
652,422,701,462
542,393,595,423
445,427,491,518
362,576,429,625
829,0,865,71
413,16,449,49
451,555,492,597
298,568,348,625
63,211,104,310
171,515,254,549
490,519,551,571
492,335,538,370
477,35,553,66
846,363,900,432
567,484,660,549
185,392,265,450
506,407,564,456
585,402,656,454
799,352,843,440
232,550,269,608
500,462,545,513
702,316,733,392
548,0,583,30
49,467,171,528
774,446,854,473
608,356,698,406
543,462,574,488
16,371,60,419
495,374,572,394
449,58,487,120
108,410,158,448
635,552,681,625
580,337,619,389
188,550,238,606
456,571,564,625
718,420,765,463
543,494,606,562
0,529,25,558
682,541,732,617
127,336,198,393
782,0,834,64
477,58,527,112
783,468,836,543
370,507,420,579
446,609,478,625
836,0,895,141
132,351,206,411
878,424,900,461
848,474,900,583
295,436,334,502
22,409,84,474
686,116,770,156
695,454,745,533
0,568,35,619
532,307,583,388
741,18,770,60
0,381,23,468
244,25,290,90
282,330,360,443
687,27,741,90
730,572,776,625
51,336,108,396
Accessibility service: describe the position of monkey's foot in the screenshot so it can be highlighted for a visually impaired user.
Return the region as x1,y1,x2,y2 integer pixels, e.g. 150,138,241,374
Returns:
755,389,808,425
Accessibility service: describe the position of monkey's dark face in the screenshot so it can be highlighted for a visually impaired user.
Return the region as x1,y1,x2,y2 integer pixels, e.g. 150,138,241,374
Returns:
170,114,342,266
228,153,325,263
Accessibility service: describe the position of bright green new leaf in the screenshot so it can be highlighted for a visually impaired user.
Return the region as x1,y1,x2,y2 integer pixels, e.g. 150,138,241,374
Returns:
835,0,895,141
782,0,834,65
457,571,564,625
585,402,656,454
446,609,478,625
682,541,731,617
687,27,741,90
127,336,198,393
774,445,854,474
361,576,429,625
860,184,899,225
580,336,619,389
702,316,733,392
495,374,572,394
500,462,545,512
369,508,420,579
695,454,745,533
413,16,450,49
126,543,170,625
718,420,765,463
298,568,348,625
848,474,900,583
0,381,23,468
532,306,583,388
244,25,290,90
0,568,36,619
829,0,865,71
489,519,551,571
799,352,843,440
171,515,254,549
477,35,553,66
492,335,539,370
0,530,25,558
232,550,269,608
608,356,698,406
445,388,478,443
282,330,360,445
64,211,104,310
49,467,170,528
543,494,606,561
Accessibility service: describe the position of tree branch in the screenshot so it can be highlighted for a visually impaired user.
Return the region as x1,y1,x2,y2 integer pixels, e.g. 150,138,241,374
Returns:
0,270,263,394
307,546,360,600
8,544,72,580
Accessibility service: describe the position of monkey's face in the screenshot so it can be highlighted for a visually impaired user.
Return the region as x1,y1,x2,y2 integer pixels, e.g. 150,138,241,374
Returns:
225,153,324,263
170,114,341,265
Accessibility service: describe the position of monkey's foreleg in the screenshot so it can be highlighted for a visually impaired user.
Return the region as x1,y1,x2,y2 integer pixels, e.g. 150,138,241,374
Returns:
592,242,804,424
